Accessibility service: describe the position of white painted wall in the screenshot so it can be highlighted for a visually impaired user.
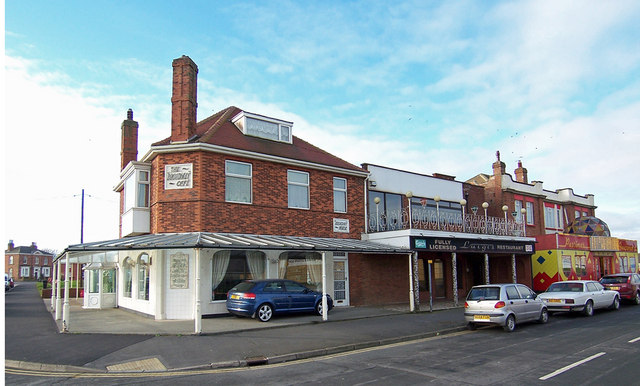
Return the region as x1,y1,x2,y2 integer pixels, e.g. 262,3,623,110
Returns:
366,164,463,202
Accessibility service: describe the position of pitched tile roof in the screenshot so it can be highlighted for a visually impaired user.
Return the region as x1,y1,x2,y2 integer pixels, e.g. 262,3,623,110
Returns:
152,106,365,173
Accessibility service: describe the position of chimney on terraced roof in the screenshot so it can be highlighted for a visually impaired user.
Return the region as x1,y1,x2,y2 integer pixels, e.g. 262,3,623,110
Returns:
515,160,528,184
171,55,198,143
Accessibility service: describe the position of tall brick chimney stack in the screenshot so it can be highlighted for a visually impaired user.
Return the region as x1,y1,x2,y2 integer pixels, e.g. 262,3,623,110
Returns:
120,108,139,170
515,160,528,183
171,55,198,143
492,150,506,176
7,240,14,250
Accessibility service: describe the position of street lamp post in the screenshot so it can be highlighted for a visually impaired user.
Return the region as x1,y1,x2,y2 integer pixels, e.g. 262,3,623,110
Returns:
406,191,413,229
482,202,489,233
460,199,467,233
434,195,441,230
374,197,381,232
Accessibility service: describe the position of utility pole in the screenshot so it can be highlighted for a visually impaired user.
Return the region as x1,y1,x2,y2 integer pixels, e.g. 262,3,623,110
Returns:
80,189,85,243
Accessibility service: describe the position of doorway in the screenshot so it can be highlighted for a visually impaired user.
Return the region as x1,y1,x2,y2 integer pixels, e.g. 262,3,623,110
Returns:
434,259,445,298
333,257,349,306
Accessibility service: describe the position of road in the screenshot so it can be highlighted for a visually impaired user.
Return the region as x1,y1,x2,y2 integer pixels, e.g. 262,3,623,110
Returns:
6,286,640,385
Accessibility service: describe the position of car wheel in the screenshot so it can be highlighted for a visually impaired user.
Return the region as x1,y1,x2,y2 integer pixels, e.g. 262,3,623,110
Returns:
315,301,324,316
467,322,477,331
257,304,273,322
610,296,620,310
538,308,549,324
633,292,640,305
503,314,516,332
583,300,594,316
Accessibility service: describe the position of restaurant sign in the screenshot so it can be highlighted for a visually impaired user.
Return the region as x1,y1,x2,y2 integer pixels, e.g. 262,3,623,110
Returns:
411,236,535,254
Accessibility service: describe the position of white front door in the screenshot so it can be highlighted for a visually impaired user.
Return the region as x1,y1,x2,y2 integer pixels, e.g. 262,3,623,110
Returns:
333,257,349,306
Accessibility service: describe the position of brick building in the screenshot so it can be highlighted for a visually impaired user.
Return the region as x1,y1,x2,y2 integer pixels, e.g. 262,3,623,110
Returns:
52,56,410,330
5,240,54,281
467,151,638,291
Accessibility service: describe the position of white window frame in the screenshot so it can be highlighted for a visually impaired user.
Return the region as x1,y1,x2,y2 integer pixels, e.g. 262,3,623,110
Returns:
525,201,534,225
20,266,30,277
288,170,310,209
225,160,253,204
9,256,13,265
35,256,39,265
333,177,347,213
514,200,523,223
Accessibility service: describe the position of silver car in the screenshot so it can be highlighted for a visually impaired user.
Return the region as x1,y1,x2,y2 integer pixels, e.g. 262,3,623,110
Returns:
464,283,548,332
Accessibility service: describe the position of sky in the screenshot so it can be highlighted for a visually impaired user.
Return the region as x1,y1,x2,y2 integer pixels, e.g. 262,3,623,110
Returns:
3,0,640,253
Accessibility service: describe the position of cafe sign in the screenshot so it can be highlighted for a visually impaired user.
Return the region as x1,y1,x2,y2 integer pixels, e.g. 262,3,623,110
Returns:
165,163,193,190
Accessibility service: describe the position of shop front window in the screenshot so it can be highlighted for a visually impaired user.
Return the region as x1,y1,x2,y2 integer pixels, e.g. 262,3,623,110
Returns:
211,251,265,301
278,252,322,291
562,256,572,278
123,258,133,298
137,254,150,301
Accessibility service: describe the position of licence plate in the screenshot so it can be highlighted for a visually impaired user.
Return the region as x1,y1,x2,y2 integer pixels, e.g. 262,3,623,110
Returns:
611,286,620,290
548,299,561,303
231,294,240,299
473,315,490,321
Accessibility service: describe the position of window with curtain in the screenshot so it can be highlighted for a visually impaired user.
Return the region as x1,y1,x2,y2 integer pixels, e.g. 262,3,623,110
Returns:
514,200,523,223
225,160,252,203
278,252,322,291
211,251,265,301
137,171,149,207
333,177,347,213
137,254,149,301
288,170,309,209
123,258,133,298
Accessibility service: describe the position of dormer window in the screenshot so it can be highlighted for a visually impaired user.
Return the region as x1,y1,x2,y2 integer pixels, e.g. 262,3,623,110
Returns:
232,111,293,144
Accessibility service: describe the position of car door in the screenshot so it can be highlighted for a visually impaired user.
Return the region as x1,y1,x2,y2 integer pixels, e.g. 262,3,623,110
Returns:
262,281,290,311
587,282,607,309
516,285,541,321
505,285,527,320
285,281,316,311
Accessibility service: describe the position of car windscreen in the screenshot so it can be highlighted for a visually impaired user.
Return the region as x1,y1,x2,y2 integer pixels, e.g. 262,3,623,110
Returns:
547,282,583,292
467,287,500,301
229,282,255,292
600,276,628,284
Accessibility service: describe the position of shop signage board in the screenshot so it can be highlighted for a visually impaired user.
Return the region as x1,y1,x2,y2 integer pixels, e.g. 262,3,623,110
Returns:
411,236,535,254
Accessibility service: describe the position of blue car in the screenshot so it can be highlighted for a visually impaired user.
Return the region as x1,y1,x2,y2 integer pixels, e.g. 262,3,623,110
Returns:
226,279,333,322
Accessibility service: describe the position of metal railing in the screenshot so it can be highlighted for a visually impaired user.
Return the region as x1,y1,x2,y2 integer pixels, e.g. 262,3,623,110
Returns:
368,207,525,237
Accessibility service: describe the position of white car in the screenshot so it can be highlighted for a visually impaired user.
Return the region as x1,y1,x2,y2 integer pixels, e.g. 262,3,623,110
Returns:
538,280,620,316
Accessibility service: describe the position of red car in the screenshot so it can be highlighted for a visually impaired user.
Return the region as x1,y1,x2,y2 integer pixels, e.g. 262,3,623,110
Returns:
600,273,640,305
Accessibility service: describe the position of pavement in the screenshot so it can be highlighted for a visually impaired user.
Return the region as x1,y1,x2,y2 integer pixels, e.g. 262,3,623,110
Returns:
5,282,467,373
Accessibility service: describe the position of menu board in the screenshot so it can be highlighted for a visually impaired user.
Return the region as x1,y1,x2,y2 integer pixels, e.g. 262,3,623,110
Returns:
170,253,189,289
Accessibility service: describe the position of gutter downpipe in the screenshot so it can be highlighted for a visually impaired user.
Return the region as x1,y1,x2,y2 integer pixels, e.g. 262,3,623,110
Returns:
195,248,202,334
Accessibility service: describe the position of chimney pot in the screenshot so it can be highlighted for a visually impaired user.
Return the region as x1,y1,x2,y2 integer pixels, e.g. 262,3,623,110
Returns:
127,108,133,120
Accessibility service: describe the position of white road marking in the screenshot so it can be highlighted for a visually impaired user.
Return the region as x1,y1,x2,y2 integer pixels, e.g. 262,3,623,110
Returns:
628,337,640,343
539,352,607,381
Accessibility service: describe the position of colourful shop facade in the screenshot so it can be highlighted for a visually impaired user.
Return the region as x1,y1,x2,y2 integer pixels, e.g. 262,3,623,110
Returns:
531,233,638,292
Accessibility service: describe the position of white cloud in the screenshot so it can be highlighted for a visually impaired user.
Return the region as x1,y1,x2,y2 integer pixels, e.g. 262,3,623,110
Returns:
5,56,122,251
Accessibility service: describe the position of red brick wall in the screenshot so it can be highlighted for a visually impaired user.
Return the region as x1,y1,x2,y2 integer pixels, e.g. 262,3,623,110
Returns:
348,253,410,306
150,151,366,238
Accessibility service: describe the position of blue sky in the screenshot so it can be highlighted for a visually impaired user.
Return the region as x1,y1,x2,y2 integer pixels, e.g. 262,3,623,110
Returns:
4,0,640,252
